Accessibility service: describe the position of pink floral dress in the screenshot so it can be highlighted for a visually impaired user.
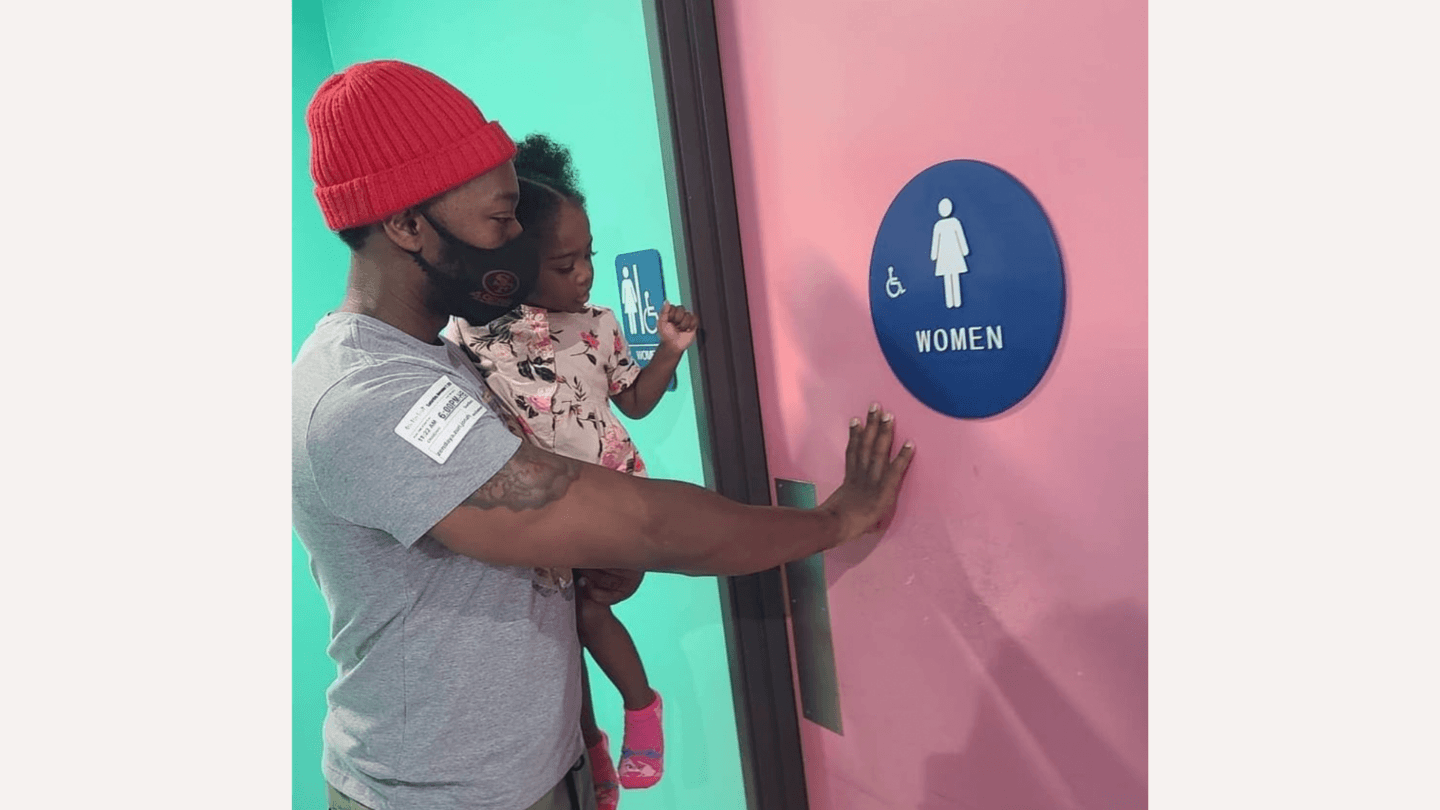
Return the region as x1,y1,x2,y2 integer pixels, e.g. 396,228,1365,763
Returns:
448,305,648,596
449,304,648,478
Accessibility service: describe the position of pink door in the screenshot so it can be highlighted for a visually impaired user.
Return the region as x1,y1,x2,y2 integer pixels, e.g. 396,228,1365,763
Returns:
713,1,1148,808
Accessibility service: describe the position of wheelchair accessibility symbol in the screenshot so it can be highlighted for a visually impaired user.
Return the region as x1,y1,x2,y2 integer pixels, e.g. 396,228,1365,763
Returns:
885,266,907,298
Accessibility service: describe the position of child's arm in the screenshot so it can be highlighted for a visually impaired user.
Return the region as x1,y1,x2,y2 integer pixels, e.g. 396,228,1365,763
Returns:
612,302,698,419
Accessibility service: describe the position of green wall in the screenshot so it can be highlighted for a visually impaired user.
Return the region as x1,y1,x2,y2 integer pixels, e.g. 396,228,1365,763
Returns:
291,2,744,809
291,4,346,809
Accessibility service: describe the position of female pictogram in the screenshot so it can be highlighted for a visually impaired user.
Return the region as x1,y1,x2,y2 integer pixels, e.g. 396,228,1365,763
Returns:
931,198,971,308
620,265,642,333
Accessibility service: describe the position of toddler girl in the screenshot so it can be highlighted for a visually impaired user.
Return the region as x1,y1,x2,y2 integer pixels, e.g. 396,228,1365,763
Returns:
448,134,698,809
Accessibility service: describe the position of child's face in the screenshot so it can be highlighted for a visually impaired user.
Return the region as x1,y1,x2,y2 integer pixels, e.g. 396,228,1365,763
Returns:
525,200,595,313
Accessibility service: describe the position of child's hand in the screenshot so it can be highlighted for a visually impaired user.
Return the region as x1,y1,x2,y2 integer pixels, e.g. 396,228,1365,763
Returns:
658,302,699,353
576,568,645,605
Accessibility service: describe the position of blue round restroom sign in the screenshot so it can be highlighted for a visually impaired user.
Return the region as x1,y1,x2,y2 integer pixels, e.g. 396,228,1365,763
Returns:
869,160,1065,418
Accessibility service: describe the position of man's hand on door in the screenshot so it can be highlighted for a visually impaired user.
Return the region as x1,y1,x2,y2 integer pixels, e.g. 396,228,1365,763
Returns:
820,404,916,545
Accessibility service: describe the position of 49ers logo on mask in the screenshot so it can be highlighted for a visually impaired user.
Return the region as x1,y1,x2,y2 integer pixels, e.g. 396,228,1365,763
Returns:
472,269,521,306
484,270,519,296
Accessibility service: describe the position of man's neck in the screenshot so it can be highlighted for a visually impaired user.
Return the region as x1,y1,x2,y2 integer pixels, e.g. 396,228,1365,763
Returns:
338,253,448,344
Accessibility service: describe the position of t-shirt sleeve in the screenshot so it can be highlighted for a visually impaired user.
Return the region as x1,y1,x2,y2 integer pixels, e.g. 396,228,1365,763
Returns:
600,309,643,395
304,365,523,548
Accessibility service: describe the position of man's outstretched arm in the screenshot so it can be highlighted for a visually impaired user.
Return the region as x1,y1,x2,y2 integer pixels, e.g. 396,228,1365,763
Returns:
428,407,915,576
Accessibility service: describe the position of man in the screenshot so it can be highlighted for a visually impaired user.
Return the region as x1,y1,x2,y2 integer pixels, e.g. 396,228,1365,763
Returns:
294,59,915,810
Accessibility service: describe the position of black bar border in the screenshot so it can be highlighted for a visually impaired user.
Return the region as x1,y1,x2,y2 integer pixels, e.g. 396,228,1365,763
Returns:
646,2,810,809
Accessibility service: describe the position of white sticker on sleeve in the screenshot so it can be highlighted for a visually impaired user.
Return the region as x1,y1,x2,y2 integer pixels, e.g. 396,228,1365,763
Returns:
393,376,489,464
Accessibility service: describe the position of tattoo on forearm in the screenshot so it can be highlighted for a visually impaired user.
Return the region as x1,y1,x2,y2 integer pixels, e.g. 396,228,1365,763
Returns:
464,442,581,512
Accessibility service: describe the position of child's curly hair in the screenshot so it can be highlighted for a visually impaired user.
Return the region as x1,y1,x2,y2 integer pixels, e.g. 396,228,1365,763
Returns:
514,133,586,242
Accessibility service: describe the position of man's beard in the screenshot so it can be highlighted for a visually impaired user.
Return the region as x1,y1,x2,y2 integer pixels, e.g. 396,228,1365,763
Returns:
412,211,540,325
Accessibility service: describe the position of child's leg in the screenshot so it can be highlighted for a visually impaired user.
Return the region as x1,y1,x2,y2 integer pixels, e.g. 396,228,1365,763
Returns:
579,661,603,749
577,597,654,710
577,602,620,809
577,597,664,790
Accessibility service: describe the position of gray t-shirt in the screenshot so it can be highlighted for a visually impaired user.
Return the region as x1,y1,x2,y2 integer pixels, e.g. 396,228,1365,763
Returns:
292,312,583,810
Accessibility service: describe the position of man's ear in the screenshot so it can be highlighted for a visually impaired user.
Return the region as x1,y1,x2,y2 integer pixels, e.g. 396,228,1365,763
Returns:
379,207,427,253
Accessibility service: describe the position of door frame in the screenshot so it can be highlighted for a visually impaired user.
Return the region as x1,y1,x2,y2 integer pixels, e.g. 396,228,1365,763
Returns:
645,2,809,809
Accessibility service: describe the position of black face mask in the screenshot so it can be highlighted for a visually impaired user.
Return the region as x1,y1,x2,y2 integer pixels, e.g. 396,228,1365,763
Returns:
411,211,540,325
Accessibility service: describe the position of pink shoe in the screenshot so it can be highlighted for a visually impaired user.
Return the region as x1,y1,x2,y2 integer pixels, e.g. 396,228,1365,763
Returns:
618,692,664,789
588,732,620,810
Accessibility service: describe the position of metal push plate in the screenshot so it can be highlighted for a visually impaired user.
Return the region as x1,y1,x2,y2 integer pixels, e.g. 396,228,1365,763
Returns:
776,478,842,735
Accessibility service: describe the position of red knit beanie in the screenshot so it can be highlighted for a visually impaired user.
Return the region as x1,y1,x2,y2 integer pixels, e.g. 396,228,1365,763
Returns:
306,60,516,231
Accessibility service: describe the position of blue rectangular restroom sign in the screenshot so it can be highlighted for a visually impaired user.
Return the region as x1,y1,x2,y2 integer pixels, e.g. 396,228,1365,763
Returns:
614,249,676,392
